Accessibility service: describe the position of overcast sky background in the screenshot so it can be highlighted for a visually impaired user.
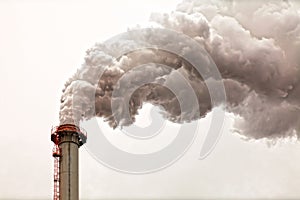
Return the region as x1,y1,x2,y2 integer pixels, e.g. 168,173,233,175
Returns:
1,0,300,199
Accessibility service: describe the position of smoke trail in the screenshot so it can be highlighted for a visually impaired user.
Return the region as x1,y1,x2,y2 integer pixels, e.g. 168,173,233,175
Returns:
60,0,300,140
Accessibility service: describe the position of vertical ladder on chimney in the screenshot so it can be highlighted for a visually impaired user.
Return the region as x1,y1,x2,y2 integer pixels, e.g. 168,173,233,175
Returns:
52,133,61,200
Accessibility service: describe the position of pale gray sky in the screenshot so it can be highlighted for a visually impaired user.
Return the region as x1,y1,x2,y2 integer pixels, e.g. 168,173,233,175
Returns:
1,0,300,199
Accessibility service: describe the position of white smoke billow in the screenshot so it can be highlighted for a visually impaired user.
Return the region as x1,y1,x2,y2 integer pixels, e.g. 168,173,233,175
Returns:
59,0,300,141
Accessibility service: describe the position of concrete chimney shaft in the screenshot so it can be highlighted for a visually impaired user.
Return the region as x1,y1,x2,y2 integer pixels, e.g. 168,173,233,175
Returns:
51,124,87,200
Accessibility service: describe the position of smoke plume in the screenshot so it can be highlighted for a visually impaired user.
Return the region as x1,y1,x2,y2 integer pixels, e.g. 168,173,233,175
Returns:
60,0,300,140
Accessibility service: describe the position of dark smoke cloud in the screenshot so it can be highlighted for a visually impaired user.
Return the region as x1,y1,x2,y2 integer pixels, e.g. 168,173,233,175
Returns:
60,0,300,140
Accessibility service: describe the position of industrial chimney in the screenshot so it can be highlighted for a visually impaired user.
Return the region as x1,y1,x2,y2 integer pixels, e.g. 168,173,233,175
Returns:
51,124,87,200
